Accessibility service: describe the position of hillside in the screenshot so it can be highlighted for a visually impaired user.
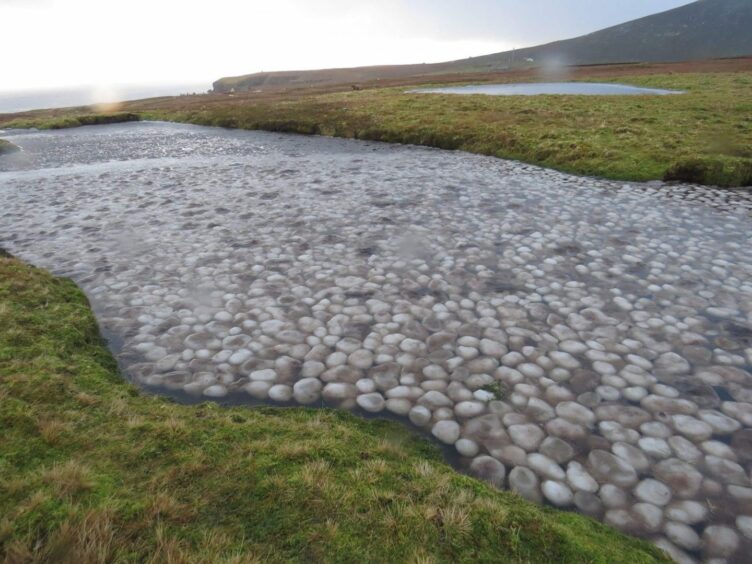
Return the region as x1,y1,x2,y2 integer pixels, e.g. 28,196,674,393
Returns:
214,0,752,92
212,62,457,93
463,0,752,71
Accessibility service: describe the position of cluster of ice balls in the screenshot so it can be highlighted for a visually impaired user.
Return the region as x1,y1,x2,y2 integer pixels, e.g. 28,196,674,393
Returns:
2,123,752,563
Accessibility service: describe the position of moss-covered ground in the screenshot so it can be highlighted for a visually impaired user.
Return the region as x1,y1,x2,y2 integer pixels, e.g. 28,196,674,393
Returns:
0,255,668,562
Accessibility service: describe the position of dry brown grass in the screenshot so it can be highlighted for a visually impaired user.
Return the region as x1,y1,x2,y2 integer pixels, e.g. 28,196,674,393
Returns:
37,419,70,445
75,392,99,406
44,461,93,499
2,510,115,564
299,459,332,489
148,525,188,564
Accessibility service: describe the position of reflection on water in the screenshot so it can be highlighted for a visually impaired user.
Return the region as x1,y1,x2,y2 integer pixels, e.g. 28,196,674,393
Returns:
1,122,751,563
409,82,683,96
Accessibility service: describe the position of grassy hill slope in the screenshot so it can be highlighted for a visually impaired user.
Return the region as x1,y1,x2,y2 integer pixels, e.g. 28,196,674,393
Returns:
464,0,752,71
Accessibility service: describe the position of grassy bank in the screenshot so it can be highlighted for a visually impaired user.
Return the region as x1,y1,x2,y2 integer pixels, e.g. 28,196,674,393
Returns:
0,139,20,155
0,255,667,562
1,64,751,187
1,112,140,131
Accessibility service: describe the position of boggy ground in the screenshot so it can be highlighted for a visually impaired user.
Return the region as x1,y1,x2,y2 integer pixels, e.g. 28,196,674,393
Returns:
1,58,751,187
0,255,668,562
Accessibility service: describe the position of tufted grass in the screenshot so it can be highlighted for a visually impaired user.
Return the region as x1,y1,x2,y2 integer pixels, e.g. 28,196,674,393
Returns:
0,139,20,155
0,254,668,562
1,112,139,131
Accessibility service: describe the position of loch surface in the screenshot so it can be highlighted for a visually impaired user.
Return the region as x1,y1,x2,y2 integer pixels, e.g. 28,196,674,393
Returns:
409,82,683,96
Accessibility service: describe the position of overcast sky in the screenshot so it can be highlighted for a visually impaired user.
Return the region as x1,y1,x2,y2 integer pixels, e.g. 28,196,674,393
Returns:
1,0,692,92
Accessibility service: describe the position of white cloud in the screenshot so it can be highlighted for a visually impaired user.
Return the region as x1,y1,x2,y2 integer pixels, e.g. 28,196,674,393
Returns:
0,0,516,91
1,0,512,91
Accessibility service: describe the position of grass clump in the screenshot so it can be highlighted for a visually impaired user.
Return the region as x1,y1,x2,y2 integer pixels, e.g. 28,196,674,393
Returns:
0,139,20,155
2,112,139,130
480,381,509,401
664,155,752,187
0,255,668,562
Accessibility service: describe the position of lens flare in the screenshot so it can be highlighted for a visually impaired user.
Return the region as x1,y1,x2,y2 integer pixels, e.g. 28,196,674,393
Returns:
90,84,123,112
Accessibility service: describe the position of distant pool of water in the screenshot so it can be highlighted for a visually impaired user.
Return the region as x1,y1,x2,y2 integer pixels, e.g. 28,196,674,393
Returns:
409,82,683,96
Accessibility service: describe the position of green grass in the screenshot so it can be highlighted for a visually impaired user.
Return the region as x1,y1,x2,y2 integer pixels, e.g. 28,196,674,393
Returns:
2,71,751,186
2,112,140,130
0,139,20,155
0,255,668,562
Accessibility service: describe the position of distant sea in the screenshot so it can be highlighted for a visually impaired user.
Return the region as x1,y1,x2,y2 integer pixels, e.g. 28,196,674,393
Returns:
0,83,209,114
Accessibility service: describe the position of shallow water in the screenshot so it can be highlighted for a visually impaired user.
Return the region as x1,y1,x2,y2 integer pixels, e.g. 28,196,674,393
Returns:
409,82,683,96
1,122,751,562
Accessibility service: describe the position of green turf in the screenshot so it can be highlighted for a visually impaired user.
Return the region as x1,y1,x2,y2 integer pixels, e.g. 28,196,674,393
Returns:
0,139,20,155
0,255,669,562
2,112,140,131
